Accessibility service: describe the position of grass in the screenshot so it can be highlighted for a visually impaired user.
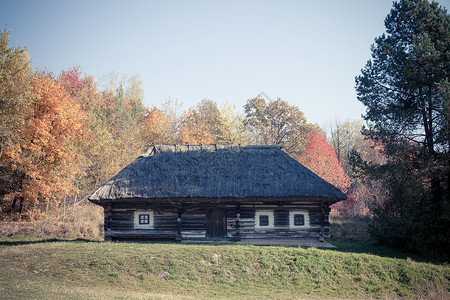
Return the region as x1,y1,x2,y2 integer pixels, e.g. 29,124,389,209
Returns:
0,236,449,299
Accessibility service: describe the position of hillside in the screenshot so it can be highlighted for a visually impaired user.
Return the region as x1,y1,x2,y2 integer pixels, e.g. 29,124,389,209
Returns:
0,238,448,299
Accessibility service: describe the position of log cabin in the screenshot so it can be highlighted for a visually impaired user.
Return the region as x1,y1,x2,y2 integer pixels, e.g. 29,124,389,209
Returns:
88,145,346,242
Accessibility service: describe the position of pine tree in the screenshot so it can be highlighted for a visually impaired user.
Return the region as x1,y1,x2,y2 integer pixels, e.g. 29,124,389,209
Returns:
355,0,450,258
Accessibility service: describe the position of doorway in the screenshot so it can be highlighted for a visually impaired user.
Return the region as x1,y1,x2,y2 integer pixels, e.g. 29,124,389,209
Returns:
206,207,227,239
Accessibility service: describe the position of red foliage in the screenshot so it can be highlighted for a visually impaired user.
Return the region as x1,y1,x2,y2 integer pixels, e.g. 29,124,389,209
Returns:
59,66,83,97
332,188,358,217
297,131,350,193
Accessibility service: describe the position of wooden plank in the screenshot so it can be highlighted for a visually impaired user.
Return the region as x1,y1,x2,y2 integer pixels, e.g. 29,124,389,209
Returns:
274,210,289,226
206,208,227,239
106,201,330,241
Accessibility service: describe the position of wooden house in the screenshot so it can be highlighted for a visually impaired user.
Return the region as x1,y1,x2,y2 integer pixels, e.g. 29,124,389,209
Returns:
88,145,346,242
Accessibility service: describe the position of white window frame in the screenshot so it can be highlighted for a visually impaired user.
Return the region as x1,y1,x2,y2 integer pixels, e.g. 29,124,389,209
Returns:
255,210,274,229
289,210,310,229
134,210,154,229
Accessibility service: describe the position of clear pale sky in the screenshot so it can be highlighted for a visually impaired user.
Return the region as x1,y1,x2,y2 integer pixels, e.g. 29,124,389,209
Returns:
1,0,449,125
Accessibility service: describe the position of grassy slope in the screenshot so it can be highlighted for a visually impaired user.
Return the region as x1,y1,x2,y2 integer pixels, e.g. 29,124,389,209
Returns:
0,237,449,300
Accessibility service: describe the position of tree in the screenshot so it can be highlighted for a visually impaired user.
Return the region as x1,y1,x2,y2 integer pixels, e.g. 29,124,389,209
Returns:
217,101,248,145
324,119,365,174
58,67,118,200
355,0,450,258
298,131,350,193
0,29,33,153
152,99,183,144
59,66,84,99
99,72,148,169
298,131,352,216
142,107,170,145
356,0,449,156
244,97,315,157
3,72,85,219
180,99,220,144
324,119,389,217
0,29,33,202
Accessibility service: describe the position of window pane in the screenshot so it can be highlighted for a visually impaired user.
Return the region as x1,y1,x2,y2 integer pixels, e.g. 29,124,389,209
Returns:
259,215,269,226
294,214,304,226
139,214,150,225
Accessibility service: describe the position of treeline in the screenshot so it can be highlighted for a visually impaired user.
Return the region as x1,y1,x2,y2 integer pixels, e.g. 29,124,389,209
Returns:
0,29,382,222
2,0,448,260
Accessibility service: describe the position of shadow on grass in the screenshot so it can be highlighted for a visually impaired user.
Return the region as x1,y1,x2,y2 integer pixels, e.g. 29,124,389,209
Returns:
326,237,446,264
0,238,101,246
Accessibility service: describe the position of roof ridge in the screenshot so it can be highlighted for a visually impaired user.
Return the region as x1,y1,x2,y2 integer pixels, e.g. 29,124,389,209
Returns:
141,144,282,157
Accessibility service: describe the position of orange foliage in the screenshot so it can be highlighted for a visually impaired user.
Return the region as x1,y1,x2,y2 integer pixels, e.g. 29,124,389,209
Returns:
179,100,219,145
180,123,217,144
297,131,350,193
142,107,166,144
59,66,109,114
4,72,85,215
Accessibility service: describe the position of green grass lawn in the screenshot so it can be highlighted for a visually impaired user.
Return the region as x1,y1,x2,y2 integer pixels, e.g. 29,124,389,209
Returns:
0,236,448,299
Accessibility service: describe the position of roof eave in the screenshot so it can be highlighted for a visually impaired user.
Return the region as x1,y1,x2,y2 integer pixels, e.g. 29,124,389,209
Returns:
90,195,346,205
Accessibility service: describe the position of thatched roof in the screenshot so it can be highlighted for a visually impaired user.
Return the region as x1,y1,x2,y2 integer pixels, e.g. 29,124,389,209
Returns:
89,145,346,203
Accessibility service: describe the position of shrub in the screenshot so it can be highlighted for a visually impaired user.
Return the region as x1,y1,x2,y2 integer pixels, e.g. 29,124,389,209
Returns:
0,202,103,240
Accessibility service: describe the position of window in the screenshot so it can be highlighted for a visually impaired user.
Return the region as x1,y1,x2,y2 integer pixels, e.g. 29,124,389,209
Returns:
139,214,150,225
255,210,274,229
259,215,269,226
134,210,154,229
289,210,310,229
294,214,304,226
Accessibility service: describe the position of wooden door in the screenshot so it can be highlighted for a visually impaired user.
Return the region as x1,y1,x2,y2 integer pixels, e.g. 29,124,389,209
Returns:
206,208,227,239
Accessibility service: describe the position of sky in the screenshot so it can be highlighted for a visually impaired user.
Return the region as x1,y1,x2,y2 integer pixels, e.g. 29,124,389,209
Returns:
1,0,449,126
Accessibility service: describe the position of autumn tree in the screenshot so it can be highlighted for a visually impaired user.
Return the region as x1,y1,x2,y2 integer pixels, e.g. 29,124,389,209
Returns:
59,66,84,99
217,101,248,145
244,97,315,157
58,67,119,201
60,69,152,201
142,107,169,144
298,131,354,217
2,72,85,219
0,29,33,202
99,73,148,170
324,119,389,217
180,99,220,144
355,0,450,258
324,119,366,174
298,131,350,193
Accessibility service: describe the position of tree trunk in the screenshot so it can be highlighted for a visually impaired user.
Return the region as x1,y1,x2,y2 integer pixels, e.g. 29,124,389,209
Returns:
18,197,24,220
10,198,17,217
446,113,450,201
430,177,443,217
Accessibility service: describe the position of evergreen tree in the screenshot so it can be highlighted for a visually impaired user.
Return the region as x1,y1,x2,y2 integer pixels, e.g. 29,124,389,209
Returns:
356,0,449,157
355,0,450,258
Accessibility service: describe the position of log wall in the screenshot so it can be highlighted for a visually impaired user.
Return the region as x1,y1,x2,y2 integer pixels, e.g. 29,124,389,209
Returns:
103,200,329,241
226,202,323,240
